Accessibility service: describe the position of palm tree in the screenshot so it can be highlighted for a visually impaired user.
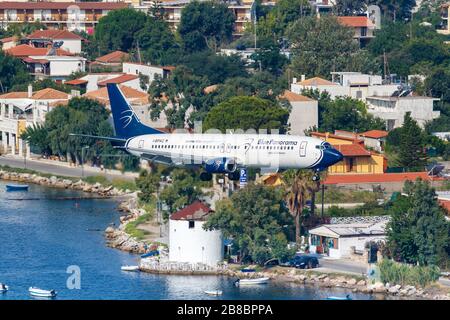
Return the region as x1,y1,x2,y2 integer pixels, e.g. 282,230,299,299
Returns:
282,169,323,246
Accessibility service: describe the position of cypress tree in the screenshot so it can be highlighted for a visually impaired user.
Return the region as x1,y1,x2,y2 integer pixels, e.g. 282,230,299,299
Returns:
398,112,427,171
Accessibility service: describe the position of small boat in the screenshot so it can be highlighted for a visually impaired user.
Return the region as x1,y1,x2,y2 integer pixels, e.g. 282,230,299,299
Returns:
204,290,223,296
121,265,140,272
29,287,57,298
240,268,256,273
141,250,159,258
6,184,29,192
0,283,9,293
326,294,352,300
235,277,270,286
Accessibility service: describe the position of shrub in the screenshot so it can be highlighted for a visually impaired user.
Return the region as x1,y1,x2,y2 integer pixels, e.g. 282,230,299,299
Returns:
378,259,440,287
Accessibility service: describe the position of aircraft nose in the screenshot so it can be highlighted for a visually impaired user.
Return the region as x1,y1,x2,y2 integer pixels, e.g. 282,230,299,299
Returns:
314,148,344,171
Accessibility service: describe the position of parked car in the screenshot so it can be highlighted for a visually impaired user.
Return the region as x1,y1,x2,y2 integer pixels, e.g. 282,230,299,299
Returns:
292,255,319,269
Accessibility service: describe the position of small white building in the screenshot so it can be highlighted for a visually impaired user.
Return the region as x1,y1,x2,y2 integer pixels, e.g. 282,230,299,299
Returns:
291,72,400,102
169,201,223,267
359,130,388,153
309,217,388,259
281,90,318,136
366,96,440,130
26,29,85,54
0,85,71,155
122,62,174,91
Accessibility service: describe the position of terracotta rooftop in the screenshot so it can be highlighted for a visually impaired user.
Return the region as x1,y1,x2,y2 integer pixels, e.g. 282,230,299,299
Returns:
439,200,450,214
296,77,336,86
65,79,88,86
27,30,85,41
280,90,315,102
95,51,129,64
170,201,213,221
337,16,375,28
6,44,73,57
0,88,69,100
360,130,389,139
83,85,149,106
325,172,443,185
311,132,363,144
0,36,17,43
97,74,138,86
0,2,128,10
335,144,371,157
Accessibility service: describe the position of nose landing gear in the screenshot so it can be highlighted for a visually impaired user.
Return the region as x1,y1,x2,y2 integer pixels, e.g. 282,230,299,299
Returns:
312,169,321,182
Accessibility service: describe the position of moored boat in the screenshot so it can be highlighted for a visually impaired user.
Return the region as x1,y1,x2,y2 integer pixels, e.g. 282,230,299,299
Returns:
204,290,223,296
0,283,9,293
121,265,140,272
29,287,57,298
326,295,352,300
235,277,270,286
6,184,29,192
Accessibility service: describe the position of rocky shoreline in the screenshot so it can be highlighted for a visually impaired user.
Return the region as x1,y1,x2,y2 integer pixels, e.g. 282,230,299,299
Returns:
220,268,450,300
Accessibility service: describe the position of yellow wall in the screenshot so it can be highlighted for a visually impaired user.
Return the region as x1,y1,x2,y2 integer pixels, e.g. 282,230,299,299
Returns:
328,155,386,174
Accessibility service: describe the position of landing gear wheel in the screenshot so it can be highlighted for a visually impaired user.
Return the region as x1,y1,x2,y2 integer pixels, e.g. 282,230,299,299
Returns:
312,173,320,182
227,171,240,181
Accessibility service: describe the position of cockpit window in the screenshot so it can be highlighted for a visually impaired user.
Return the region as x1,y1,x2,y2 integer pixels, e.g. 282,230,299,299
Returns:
316,143,332,150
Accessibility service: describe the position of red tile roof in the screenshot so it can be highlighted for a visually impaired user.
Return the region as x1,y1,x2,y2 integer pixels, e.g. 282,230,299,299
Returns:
324,172,443,185
439,200,450,214
335,144,371,157
0,2,128,10
170,201,213,221
0,36,17,43
280,90,315,102
311,132,363,144
296,77,336,86
6,44,73,57
27,30,85,41
337,16,374,28
97,74,138,86
360,130,389,139
83,85,148,105
0,88,69,100
95,51,129,64
65,79,88,86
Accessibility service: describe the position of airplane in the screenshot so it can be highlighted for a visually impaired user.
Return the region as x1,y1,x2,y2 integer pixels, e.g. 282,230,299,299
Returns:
70,84,344,181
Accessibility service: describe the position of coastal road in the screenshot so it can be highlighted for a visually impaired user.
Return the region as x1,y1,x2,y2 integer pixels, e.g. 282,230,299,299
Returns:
0,155,137,181
316,257,367,276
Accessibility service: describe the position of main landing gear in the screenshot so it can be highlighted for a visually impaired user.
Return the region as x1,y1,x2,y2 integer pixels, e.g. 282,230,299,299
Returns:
312,169,321,182
200,172,213,181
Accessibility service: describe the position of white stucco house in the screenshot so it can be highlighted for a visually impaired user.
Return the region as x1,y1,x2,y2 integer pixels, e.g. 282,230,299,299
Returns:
291,72,400,102
309,217,389,259
281,90,318,136
366,96,440,130
122,62,174,91
169,201,223,267
26,29,85,54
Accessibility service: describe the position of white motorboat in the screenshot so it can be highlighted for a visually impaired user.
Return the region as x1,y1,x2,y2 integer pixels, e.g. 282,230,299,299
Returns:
29,287,57,298
0,283,9,293
235,277,270,286
121,265,140,272
204,290,223,296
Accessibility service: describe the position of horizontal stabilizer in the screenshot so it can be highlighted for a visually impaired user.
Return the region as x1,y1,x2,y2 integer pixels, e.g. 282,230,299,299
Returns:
69,133,127,143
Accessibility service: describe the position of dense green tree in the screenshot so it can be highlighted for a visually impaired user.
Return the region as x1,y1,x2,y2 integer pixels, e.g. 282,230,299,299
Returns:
179,51,248,84
275,0,311,30
386,179,449,266
135,169,161,203
203,96,289,133
250,41,288,75
287,16,371,77
11,79,73,93
95,8,148,54
179,1,235,52
136,17,181,65
425,69,450,103
282,170,321,245
334,0,368,15
160,168,205,214
398,112,427,171
375,0,416,21
320,97,386,133
20,124,51,156
204,183,294,264
0,52,32,93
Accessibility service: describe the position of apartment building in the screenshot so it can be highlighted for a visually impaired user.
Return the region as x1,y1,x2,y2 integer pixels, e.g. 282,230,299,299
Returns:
0,1,128,33
337,16,376,47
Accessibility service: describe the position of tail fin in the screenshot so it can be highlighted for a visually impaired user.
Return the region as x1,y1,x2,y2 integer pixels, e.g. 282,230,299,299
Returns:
107,83,163,138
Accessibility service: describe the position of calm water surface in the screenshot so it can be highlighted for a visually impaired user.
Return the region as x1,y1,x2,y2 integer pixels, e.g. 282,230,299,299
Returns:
0,180,375,300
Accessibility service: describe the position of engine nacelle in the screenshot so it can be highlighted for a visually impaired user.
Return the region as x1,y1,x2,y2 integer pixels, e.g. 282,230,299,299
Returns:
204,157,237,174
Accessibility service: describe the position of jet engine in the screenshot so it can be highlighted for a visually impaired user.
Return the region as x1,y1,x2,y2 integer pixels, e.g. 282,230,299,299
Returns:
204,157,237,174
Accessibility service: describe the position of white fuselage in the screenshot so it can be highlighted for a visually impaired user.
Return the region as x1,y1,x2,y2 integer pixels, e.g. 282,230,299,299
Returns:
124,133,327,170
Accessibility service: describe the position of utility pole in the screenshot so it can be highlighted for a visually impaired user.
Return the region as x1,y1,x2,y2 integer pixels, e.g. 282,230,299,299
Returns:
81,145,89,177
